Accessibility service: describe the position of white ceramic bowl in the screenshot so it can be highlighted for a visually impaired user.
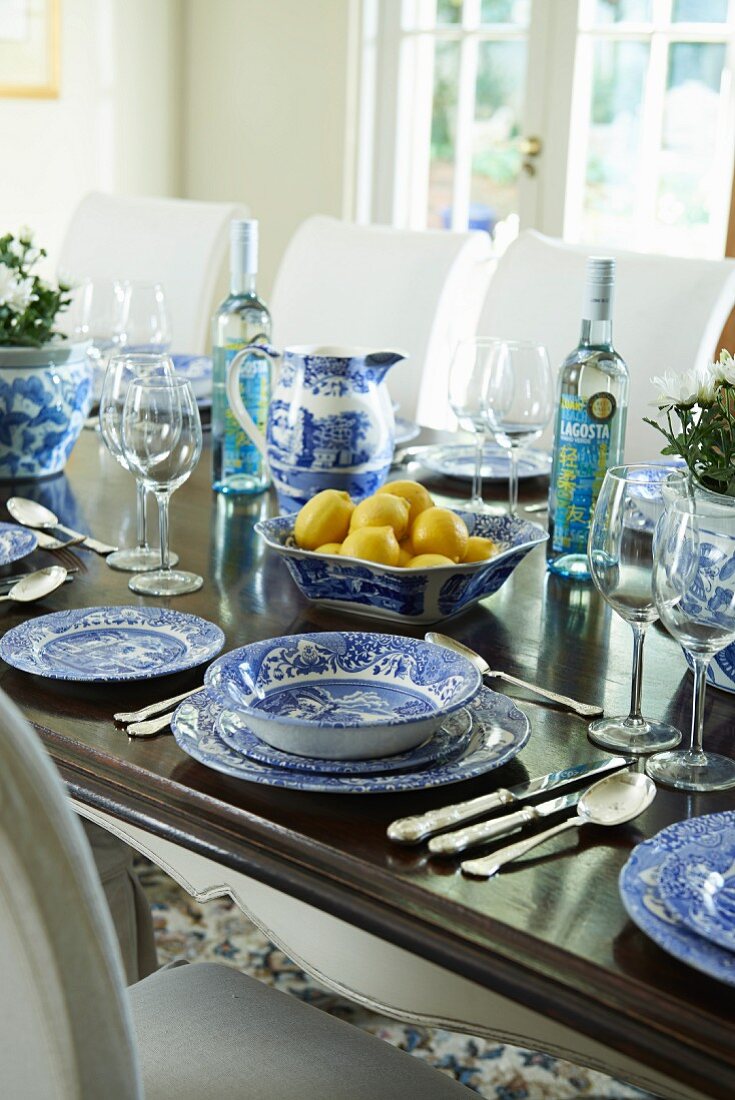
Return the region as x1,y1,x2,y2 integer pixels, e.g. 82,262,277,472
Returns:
204,631,482,760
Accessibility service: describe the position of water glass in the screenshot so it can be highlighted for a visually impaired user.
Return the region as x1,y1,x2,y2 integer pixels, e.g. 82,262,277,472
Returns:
587,464,682,754
99,354,179,572
448,339,495,512
648,490,735,791
122,376,203,596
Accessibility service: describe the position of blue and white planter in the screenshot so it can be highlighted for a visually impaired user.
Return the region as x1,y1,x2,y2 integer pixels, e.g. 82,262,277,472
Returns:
0,342,93,480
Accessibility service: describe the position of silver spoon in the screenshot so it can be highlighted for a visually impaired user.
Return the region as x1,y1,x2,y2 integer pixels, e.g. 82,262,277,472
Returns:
461,770,656,878
7,497,117,555
0,566,68,604
424,632,603,718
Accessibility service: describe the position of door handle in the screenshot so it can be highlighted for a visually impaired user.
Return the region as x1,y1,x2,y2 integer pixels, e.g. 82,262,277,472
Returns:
519,135,543,157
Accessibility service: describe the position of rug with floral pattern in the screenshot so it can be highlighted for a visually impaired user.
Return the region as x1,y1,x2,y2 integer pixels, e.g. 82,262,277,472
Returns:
137,859,655,1100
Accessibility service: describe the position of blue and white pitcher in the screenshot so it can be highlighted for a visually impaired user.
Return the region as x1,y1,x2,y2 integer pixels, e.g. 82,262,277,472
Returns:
226,344,406,513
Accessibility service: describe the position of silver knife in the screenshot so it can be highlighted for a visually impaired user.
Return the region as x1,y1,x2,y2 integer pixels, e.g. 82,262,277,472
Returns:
428,789,583,855
386,756,627,844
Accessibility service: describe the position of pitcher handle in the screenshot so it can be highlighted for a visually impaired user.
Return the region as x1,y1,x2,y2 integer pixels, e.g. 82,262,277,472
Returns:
225,345,277,461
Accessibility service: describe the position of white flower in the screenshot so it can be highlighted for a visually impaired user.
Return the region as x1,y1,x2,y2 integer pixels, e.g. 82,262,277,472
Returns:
8,239,25,260
18,225,34,245
0,263,33,313
712,349,735,386
650,369,698,408
694,362,718,404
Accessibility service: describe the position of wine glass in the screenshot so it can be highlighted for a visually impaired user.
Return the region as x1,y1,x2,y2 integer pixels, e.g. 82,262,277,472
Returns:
121,376,203,596
113,281,171,353
483,339,554,515
587,464,682,754
99,354,179,572
647,490,735,791
448,339,495,512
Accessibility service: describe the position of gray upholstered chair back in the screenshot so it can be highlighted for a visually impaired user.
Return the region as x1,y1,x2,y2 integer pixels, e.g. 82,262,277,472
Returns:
0,690,141,1098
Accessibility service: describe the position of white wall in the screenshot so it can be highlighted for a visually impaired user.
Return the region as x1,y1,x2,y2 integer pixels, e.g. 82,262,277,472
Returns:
182,0,355,296
0,0,182,270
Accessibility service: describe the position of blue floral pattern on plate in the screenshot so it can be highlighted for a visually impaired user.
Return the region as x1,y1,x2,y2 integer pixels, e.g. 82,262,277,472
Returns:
619,812,735,986
171,684,530,794
0,606,225,682
656,814,735,953
418,444,551,482
0,522,38,566
216,706,473,775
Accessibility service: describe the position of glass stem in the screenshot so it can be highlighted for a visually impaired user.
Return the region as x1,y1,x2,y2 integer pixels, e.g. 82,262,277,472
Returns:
471,428,484,509
135,480,148,551
689,654,710,762
156,492,171,572
508,444,519,516
627,622,647,723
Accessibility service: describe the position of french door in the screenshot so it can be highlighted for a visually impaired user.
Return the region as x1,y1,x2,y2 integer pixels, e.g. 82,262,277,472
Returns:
356,0,735,260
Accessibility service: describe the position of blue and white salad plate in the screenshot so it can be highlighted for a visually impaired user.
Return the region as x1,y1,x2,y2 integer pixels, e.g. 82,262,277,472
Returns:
394,417,420,446
656,813,735,953
171,684,530,794
0,606,225,682
0,522,37,566
216,705,473,776
418,444,551,482
204,632,481,760
619,813,735,986
171,354,212,407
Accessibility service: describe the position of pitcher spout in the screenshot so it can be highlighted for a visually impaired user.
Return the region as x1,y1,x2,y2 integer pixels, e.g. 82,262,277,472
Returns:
363,348,408,377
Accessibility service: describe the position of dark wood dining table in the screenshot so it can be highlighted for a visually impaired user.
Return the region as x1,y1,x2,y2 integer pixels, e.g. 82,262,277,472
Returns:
0,428,733,1100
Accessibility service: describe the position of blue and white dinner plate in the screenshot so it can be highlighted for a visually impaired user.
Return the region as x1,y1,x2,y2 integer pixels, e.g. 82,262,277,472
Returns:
216,705,474,776
0,606,225,682
0,522,37,566
171,684,530,793
656,813,735,953
394,417,420,446
418,443,551,482
619,813,735,986
171,354,212,407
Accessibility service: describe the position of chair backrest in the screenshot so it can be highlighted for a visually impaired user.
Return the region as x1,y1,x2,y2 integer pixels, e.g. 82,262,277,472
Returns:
270,215,493,425
58,191,249,354
478,230,735,461
0,690,141,1098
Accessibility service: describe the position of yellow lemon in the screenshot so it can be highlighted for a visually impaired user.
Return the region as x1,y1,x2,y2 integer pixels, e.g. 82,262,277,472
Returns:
410,507,469,563
462,536,499,563
407,553,455,569
376,480,434,527
349,493,410,541
397,545,413,567
314,542,343,555
293,490,355,551
340,526,401,567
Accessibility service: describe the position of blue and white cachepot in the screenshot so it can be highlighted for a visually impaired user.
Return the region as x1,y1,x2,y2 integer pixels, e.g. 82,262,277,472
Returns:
0,342,93,480
225,344,405,512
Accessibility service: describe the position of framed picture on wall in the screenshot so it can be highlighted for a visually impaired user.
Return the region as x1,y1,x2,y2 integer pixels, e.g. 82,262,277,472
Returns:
0,0,59,98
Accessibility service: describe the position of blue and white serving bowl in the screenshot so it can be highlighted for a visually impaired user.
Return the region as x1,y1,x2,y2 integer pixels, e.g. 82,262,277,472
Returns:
204,631,482,760
256,511,547,625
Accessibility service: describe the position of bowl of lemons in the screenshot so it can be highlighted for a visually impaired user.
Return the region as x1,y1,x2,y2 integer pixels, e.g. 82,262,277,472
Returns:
255,480,548,624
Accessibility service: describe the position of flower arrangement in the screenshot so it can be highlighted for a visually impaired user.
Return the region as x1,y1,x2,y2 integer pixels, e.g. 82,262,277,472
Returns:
645,350,735,496
0,228,71,348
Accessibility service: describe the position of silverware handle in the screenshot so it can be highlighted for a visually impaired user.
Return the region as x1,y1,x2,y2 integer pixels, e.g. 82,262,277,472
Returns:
428,805,537,855
461,817,582,878
124,712,175,737
485,671,602,717
386,788,515,844
115,686,202,723
34,529,85,550
54,523,117,555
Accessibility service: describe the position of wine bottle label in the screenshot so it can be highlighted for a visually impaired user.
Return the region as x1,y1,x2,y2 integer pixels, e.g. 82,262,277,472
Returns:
552,393,616,554
220,345,269,479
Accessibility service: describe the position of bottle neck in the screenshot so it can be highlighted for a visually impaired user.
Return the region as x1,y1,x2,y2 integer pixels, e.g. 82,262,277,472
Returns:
579,317,613,349
230,271,258,297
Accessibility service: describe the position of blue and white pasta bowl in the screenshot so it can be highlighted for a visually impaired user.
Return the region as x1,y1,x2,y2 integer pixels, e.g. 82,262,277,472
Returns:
204,631,482,760
255,510,547,625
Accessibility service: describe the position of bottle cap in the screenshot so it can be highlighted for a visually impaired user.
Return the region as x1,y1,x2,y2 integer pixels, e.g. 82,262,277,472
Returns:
586,256,615,285
584,256,615,321
230,219,259,278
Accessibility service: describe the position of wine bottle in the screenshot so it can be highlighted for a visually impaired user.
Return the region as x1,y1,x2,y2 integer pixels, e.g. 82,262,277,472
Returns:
211,219,272,495
547,257,629,580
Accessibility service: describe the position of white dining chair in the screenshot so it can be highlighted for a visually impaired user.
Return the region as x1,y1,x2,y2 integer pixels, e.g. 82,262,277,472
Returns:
58,191,248,355
270,215,493,426
0,687,474,1099
478,229,735,461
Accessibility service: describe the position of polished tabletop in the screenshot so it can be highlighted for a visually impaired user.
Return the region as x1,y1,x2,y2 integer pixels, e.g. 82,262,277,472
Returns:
0,430,733,1099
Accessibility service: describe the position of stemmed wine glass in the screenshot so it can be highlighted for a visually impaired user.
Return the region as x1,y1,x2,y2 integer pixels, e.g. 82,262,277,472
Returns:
647,489,735,791
587,464,683,754
99,354,179,572
122,376,203,596
448,339,496,512
112,281,171,353
483,339,554,516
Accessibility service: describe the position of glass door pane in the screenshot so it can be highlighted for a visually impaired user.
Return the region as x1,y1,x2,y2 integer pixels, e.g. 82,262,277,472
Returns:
428,40,462,228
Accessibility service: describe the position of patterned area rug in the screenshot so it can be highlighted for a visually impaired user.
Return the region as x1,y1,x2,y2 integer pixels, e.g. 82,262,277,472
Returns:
137,859,654,1100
